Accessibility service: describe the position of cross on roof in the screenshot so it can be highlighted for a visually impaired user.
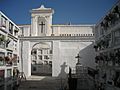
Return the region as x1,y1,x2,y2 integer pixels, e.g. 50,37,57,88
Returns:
75,54,81,65
75,54,81,59
39,22,45,33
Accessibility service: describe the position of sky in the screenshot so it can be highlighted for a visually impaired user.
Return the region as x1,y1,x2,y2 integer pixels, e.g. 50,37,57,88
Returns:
0,0,118,25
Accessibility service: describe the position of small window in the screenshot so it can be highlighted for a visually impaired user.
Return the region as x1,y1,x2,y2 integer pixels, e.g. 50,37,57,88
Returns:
33,67,36,71
50,50,52,54
9,22,13,34
44,55,49,59
1,16,6,27
7,69,12,78
40,50,42,54
49,61,52,64
44,61,48,64
39,55,42,60
69,34,71,36
0,70,5,81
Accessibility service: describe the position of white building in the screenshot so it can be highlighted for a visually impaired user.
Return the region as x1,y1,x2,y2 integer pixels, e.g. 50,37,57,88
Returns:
94,1,120,90
18,5,96,78
0,11,20,90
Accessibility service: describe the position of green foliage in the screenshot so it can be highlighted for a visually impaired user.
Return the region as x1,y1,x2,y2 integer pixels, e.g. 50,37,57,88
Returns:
0,35,5,41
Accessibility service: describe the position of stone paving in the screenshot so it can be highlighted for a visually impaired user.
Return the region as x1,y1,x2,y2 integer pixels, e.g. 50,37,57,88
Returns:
18,75,66,90
18,75,95,90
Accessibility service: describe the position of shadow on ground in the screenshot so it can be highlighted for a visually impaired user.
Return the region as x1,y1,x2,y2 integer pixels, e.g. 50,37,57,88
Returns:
18,76,64,90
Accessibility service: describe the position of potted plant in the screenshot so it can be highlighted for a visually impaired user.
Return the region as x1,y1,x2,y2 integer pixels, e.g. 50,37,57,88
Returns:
5,56,12,65
0,35,5,42
0,56,5,65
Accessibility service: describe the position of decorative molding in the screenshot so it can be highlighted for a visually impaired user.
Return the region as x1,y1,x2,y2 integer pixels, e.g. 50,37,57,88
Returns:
19,36,95,42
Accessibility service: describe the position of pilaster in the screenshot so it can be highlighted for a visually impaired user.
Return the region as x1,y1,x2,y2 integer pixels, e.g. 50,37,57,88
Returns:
22,41,31,77
6,20,9,33
52,41,60,77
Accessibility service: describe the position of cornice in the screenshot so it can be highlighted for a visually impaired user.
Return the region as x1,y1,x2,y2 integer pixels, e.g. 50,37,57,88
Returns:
18,36,95,42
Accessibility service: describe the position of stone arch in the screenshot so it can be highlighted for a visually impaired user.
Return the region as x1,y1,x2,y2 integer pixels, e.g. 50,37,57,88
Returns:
32,42,50,49
31,42,52,76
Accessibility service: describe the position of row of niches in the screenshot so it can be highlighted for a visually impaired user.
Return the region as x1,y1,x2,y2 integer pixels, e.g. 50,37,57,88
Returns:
59,33,94,37
94,34,112,51
95,48,120,66
32,60,52,65
98,66,120,88
31,49,52,55
0,34,17,51
114,29,120,45
94,29,120,51
0,52,18,66
96,5,120,35
0,67,19,82
32,55,52,60
0,34,6,48
0,15,19,35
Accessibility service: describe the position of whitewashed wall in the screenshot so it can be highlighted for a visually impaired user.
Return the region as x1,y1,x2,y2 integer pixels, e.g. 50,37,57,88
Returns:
52,41,96,78
52,25,94,36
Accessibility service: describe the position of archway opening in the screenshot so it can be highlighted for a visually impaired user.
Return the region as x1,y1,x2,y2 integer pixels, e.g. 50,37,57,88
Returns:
31,42,52,76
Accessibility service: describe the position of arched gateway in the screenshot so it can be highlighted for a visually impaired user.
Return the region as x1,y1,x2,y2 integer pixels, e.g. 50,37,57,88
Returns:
18,5,95,78
31,42,52,76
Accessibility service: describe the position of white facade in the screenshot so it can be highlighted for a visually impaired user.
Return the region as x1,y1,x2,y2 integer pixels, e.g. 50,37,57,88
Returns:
0,11,20,90
18,5,96,78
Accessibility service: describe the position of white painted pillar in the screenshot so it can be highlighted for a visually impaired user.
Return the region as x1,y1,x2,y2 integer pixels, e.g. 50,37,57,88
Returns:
36,49,38,63
13,25,15,36
22,41,31,77
52,41,60,77
6,20,9,33
31,16,37,36
35,16,38,36
31,16,34,36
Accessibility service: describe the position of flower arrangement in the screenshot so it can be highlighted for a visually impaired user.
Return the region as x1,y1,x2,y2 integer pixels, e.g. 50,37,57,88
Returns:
0,35,5,42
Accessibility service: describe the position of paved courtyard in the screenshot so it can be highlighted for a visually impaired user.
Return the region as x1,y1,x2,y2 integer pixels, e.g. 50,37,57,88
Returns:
18,75,95,90
18,75,67,90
